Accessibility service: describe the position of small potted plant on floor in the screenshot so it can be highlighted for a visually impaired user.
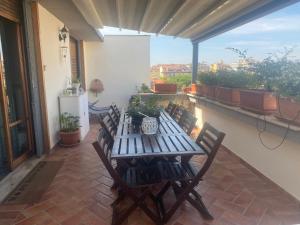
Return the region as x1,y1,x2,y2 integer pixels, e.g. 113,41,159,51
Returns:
198,72,218,99
59,112,80,146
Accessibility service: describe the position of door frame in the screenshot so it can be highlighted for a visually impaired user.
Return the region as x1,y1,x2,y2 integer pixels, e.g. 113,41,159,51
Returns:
0,18,34,170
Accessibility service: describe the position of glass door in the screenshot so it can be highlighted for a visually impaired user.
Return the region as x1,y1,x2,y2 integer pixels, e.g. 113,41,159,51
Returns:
0,17,33,171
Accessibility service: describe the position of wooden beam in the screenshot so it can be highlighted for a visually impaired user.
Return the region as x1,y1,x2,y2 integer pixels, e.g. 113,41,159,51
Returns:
31,2,51,153
175,0,228,37
156,0,186,34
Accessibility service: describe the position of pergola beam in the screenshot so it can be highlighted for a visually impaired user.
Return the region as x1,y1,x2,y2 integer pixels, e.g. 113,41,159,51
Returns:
138,0,152,32
72,0,103,28
175,0,228,37
192,42,198,84
155,0,186,34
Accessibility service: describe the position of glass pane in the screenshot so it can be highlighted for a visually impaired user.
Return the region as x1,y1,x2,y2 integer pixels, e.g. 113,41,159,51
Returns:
0,19,25,123
10,122,28,159
0,108,9,180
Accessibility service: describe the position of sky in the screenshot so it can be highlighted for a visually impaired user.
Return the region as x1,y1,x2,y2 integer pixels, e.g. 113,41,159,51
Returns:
101,2,300,66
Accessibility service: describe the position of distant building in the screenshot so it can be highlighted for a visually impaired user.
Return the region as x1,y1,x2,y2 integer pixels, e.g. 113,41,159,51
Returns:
210,60,232,72
151,64,192,78
198,62,210,73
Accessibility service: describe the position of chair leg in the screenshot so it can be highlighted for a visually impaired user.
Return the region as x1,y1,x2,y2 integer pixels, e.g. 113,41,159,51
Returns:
186,194,213,220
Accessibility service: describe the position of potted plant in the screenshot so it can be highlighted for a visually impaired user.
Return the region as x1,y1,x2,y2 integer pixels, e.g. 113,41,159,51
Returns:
274,62,300,126
190,83,205,96
227,48,278,114
59,112,80,146
127,96,162,132
216,70,253,106
198,72,218,99
151,80,177,94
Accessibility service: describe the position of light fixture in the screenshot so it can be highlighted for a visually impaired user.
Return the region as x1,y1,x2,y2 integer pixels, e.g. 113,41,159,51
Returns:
58,25,68,43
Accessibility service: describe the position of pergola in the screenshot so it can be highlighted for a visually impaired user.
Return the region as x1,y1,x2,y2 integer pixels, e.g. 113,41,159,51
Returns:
40,0,299,82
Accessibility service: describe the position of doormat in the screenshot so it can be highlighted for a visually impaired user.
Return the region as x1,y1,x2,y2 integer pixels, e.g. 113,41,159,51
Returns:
3,160,63,204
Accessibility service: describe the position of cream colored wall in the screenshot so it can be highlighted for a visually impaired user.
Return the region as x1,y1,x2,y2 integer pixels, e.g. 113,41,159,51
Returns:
84,35,150,107
194,103,300,201
38,4,72,148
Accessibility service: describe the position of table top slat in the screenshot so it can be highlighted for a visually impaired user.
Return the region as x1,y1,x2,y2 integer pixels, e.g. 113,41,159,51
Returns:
135,136,144,154
142,135,153,154
162,135,178,152
168,135,185,152
119,138,128,155
128,137,136,155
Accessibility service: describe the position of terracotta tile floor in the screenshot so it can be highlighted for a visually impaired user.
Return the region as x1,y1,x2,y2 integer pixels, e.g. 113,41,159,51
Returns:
1,124,300,225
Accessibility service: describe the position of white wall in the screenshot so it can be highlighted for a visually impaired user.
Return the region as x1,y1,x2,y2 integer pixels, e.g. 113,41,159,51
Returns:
84,35,150,107
38,4,72,148
194,102,300,201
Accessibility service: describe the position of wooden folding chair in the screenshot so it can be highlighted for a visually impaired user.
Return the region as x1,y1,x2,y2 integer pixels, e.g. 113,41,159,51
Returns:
172,105,186,123
156,122,225,223
108,107,120,127
178,110,197,136
165,102,176,116
111,103,121,119
93,128,163,225
98,114,118,139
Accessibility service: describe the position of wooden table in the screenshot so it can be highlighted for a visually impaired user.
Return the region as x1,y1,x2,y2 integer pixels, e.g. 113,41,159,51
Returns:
111,110,205,160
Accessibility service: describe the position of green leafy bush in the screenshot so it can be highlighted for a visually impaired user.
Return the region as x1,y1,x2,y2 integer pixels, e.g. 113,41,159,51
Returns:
137,83,152,93
198,72,219,86
164,73,192,89
216,70,256,89
60,113,80,132
127,95,162,118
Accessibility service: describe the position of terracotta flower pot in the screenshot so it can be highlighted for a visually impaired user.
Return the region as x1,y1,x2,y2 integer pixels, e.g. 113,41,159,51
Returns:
190,84,205,96
240,89,277,115
274,97,300,126
152,83,177,94
204,85,216,100
60,129,80,146
183,86,191,93
216,87,240,106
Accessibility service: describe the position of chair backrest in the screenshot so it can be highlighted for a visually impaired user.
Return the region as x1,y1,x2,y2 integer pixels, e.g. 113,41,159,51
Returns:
195,122,225,179
111,104,121,118
108,107,119,127
92,128,124,186
178,111,197,136
172,106,186,123
165,102,176,116
98,114,117,139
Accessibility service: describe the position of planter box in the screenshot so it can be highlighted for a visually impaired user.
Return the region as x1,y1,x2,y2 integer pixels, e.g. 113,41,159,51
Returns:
240,89,277,115
205,85,216,100
216,87,240,106
274,97,300,126
190,84,205,96
152,83,177,94
183,87,191,94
